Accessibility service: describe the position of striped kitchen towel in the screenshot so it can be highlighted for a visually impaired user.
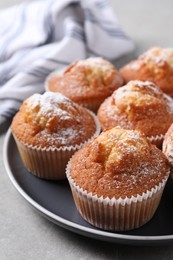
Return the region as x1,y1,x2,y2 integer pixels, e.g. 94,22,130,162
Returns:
0,0,134,126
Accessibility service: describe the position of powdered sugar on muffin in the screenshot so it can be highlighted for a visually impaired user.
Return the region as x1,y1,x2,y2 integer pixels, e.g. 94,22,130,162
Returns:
97,80,173,144
69,128,169,199
46,57,123,112
119,47,173,96
11,92,101,180
67,127,169,230
11,92,99,148
141,47,173,69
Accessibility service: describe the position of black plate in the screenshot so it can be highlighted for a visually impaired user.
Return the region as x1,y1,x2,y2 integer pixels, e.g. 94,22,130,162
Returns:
3,129,173,245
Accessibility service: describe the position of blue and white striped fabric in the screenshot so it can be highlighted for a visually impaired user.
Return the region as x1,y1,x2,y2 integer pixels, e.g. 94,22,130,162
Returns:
0,0,134,126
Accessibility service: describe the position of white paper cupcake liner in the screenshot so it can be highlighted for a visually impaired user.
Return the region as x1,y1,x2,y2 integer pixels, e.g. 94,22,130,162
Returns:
66,160,169,231
12,110,101,180
163,141,173,179
148,134,164,148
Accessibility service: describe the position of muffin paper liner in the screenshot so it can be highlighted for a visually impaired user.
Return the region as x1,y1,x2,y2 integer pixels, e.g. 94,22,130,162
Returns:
12,110,101,180
148,134,164,148
163,141,173,179
66,160,169,231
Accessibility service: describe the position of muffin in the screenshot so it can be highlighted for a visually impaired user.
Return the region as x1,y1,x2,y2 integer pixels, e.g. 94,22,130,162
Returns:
119,47,173,96
163,123,173,179
45,57,123,112
97,80,173,147
11,92,100,180
66,127,169,231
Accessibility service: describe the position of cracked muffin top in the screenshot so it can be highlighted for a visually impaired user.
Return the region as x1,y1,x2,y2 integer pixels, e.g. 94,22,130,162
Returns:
11,92,99,148
97,80,173,139
46,57,123,112
119,47,173,96
69,127,169,199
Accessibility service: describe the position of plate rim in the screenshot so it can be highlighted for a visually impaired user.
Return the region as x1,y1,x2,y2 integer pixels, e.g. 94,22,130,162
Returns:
3,128,173,244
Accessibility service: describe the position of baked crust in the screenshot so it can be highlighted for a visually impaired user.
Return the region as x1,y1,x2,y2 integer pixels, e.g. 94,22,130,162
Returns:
120,47,173,95
47,57,123,109
70,128,169,199
97,80,173,138
163,124,173,177
11,92,97,148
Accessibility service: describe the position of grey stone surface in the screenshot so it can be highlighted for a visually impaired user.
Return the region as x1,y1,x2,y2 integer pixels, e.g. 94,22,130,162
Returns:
1,0,173,259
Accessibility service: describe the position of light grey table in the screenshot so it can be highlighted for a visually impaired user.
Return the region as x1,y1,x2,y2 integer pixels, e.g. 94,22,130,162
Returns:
1,0,173,259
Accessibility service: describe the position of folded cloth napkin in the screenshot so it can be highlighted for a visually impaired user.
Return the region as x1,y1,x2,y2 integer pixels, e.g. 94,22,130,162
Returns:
0,0,134,126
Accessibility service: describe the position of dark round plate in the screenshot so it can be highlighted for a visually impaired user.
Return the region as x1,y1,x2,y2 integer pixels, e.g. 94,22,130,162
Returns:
3,129,173,245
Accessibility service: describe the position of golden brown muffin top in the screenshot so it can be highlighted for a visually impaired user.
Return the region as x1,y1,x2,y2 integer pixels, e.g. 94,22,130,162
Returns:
163,124,173,163
48,57,123,102
119,47,173,95
140,47,173,69
69,128,169,199
11,92,98,148
97,80,173,137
